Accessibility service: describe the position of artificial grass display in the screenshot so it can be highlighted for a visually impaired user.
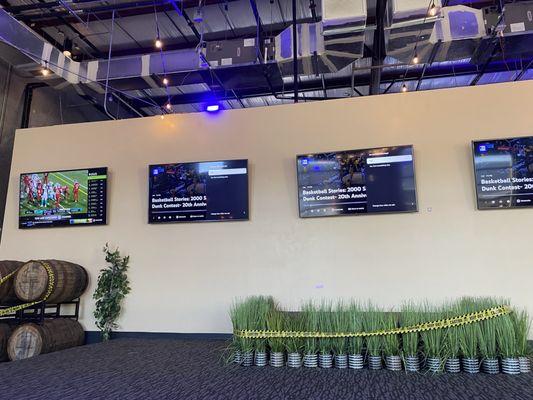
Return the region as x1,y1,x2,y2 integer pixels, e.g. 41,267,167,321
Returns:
230,296,531,374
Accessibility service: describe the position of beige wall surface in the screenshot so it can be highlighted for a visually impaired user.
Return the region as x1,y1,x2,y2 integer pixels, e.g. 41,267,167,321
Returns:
1,81,532,334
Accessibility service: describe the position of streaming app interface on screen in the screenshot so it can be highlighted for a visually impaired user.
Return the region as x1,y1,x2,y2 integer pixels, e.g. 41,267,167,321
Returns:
19,167,107,229
297,146,417,217
149,160,249,223
473,137,533,209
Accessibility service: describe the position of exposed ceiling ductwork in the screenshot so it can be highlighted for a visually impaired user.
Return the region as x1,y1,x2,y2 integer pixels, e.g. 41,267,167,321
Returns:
1,0,533,115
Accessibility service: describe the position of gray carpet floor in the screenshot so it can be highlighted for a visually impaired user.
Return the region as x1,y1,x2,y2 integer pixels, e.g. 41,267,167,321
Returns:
0,339,532,400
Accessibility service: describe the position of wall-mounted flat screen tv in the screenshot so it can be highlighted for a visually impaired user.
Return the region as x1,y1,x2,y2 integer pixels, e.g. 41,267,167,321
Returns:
472,136,533,210
297,145,417,218
148,159,249,223
19,167,107,229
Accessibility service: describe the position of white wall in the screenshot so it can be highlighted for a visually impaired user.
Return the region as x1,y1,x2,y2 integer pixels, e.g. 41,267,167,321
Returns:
1,81,532,334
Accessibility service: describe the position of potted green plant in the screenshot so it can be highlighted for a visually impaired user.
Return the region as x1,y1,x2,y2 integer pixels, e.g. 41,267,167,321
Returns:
229,301,244,364
444,302,461,373
479,317,499,374
93,244,131,342
301,302,318,368
364,305,384,370
459,323,481,373
230,298,256,366
253,296,276,367
513,309,531,373
400,303,421,372
267,309,285,367
498,313,520,374
347,302,364,369
421,305,446,373
383,312,401,371
332,302,349,368
285,312,303,368
317,301,334,368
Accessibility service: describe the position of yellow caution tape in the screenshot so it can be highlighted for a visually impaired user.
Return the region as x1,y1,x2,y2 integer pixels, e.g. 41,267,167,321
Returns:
0,261,55,317
234,305,511,339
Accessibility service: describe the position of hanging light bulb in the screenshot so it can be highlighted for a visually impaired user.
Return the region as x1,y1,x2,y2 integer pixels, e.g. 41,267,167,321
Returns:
401,84,408,93
41,68,50,76
155,38,163,49
412,53,419,64
165,103,172,110
162,77,169,85
428,1,438,16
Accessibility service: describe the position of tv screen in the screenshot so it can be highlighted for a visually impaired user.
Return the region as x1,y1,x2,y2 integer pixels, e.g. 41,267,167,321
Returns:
297,145,417,218
19,167,107,229
472,136,533,210
149,159,249,223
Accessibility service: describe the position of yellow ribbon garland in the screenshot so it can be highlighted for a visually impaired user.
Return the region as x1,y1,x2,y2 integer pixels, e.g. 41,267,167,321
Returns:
0,261,55,317
234,305,511,339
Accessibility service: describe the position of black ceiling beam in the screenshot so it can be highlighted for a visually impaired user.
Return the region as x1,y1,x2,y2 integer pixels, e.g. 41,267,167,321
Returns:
415,40,441,91
126,58,533,108
7,0,235,15
514,59,533,81
370,0,387,95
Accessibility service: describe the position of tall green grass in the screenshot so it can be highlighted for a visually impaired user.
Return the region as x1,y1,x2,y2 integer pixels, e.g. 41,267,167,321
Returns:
400,303,421,357
444,302,462,359
230,296,517,359
382,312,401,356
331,302,349,356
420,304,446,359
230,296,275,353
457,299,481,359
284,312,304,354
512,309,531,357
317,301,335,355
496,314,519,358
364,304,385,357
267,308,286,353
301,301,318,355
347,302,364,355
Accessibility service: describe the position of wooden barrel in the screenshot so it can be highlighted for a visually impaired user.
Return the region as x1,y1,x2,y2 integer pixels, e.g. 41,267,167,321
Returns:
0,323,13,362
0,261,24,305
8,319,84,361
14,260,88,304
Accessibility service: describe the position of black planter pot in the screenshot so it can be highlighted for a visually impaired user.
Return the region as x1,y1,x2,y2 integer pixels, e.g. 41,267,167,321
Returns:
501,358,520,375
348,354,364,369
482,358,499,374
254,351,267,367
368,355,382,370
385,355,402,371
303,353,318,368
270,352,284,368
404,355,420,373
445,358,460,373
318,353,333,369
426,357,441,373
462,357,480,374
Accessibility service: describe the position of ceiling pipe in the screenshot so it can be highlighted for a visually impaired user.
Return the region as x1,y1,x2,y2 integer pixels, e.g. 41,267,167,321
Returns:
0,7,201,86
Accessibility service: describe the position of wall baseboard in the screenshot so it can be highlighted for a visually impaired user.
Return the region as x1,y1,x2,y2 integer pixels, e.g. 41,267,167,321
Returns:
84,331,232,344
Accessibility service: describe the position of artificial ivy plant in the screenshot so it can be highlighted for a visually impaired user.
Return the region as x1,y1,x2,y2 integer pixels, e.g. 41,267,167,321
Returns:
93,244,131,341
